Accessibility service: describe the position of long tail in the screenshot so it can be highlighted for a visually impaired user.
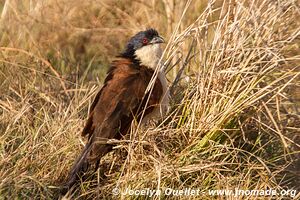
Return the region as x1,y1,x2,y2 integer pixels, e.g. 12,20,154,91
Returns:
65,139,93,190
61,138,114,195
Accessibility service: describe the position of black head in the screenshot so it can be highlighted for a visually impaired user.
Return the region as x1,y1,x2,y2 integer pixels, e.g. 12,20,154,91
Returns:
121,28,164,59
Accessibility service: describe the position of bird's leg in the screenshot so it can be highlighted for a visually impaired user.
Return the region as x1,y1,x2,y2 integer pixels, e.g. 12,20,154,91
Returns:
95,159,100,171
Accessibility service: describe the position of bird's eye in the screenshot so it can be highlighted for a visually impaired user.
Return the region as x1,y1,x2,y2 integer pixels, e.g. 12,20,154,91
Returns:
142,38,148,44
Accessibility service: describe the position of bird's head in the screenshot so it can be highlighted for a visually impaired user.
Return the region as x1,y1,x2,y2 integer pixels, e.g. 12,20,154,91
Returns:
122,28,165,69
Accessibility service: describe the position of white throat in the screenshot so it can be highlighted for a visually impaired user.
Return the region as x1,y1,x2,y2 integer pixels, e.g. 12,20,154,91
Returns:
134,44,162,69
135,43,169,122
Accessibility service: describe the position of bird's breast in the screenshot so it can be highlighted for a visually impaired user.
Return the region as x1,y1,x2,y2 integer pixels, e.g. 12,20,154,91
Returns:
142,70,170,123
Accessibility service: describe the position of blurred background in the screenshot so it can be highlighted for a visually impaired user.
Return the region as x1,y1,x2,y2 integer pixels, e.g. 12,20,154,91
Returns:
0,0,208,80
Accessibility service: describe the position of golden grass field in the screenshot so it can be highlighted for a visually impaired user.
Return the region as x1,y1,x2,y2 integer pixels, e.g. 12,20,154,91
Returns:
0,0,299,199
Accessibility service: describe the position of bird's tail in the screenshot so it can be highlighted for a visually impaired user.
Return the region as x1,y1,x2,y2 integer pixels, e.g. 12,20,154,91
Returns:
64,138,93,191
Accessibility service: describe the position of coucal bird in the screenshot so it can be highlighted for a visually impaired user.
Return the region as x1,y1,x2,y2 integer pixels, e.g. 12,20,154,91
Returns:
65,28,169,189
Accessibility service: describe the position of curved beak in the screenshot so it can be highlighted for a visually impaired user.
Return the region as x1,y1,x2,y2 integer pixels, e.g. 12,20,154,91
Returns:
150,35,165,44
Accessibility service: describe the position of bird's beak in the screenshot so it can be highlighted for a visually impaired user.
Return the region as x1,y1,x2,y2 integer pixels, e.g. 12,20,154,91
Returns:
150,35,165,44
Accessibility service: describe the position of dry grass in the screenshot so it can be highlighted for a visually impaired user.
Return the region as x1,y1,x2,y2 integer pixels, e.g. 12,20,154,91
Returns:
0,0,299,199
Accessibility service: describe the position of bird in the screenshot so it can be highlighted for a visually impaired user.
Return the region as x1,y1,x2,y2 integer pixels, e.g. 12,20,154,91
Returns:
65,28,169,190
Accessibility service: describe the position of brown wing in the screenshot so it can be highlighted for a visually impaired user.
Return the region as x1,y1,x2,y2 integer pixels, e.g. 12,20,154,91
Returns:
82,58,162,160
66,58,162,188
81,62,117,138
